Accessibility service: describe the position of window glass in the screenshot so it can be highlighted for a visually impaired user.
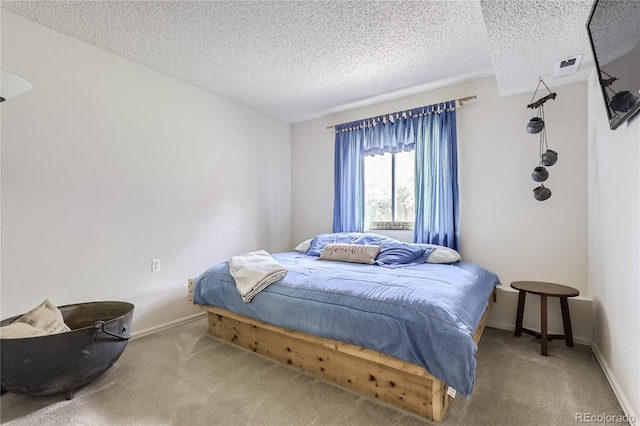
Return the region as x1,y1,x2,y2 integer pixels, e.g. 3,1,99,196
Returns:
364,154,392,224
395,151,415,222
364,151,415,230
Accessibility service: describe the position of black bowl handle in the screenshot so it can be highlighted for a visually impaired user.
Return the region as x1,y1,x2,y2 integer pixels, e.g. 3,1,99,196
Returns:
92,321,131,341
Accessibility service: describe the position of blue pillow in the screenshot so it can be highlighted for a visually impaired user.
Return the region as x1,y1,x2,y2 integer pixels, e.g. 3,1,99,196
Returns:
305,232,363,257
376,244,434,268
353,233,434,267
352,233,397,247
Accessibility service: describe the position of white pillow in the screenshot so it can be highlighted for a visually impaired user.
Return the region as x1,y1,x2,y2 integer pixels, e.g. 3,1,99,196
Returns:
0,299,71,339
319,243,381,264
418,244,462,264
294,238,312,253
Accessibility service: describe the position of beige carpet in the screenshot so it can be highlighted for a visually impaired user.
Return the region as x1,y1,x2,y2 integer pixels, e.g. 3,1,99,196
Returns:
0,318,625,425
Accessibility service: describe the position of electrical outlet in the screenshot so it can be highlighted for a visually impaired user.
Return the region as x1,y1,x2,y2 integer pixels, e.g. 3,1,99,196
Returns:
152,259,161,272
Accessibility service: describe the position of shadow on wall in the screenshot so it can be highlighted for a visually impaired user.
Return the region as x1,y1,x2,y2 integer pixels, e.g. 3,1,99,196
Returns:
591,299,611,357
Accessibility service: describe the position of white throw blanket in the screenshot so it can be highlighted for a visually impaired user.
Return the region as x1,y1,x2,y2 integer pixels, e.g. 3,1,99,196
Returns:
229,250,288,303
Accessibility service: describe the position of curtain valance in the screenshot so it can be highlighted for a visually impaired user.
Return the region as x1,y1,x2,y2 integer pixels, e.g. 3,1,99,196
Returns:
335,102,456,156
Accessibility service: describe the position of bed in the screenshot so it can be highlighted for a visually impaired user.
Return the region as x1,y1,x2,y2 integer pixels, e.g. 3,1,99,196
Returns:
188,234,500,422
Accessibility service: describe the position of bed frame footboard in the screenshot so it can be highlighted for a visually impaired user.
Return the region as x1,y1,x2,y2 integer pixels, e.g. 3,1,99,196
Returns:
187,278,495,422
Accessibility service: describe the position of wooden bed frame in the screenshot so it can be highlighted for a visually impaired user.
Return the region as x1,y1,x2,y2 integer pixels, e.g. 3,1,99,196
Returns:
188,279,495,422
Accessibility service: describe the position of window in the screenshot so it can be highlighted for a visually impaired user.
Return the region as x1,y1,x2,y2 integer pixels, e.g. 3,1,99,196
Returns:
333,101,457,246
364,151,415,230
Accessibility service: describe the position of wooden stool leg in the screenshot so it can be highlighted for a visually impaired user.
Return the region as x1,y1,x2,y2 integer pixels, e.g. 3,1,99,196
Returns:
560,297,574,347
540,295,548,356
514,290,526,337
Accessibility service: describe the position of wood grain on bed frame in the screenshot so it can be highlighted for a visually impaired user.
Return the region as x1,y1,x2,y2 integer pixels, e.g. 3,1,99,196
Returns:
188,278,495,422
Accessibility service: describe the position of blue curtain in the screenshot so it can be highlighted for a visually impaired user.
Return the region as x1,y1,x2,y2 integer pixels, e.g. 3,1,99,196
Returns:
333,122,364,232
413,102,459,250
332,102,458,248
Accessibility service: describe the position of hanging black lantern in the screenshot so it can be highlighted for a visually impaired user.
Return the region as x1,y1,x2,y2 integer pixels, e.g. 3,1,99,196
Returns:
531,166,549,182
526,117,545,134
533,185,552,201
541,149,558,166
527,79,559,202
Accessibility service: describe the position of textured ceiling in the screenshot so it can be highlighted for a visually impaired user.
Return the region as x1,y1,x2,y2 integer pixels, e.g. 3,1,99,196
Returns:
1,0,596,123
481,0,594,96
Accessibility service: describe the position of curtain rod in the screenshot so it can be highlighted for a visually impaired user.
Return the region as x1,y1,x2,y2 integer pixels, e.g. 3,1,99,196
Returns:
325,95,477,130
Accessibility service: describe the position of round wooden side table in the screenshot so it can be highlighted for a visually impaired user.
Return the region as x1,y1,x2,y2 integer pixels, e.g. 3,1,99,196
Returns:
510,281,580,356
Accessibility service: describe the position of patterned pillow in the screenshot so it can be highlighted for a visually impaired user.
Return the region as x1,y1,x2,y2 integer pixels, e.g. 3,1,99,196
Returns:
0,299,70,339
319,243,381,264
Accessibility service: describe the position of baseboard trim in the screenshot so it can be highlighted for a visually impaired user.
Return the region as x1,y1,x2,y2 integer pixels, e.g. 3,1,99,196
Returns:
487,320,592,346
591,342,638,426
130,311,205,340
486,320,516,334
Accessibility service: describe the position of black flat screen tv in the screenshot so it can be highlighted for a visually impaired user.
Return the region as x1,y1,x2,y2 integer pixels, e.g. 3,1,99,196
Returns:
586,0,640,130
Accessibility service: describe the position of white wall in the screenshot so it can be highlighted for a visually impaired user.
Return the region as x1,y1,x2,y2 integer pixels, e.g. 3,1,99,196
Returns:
587,71,639,422
292,75,591,342
0,11,292,334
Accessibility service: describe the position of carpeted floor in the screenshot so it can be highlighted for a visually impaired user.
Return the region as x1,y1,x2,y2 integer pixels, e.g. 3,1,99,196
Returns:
0,318,625,425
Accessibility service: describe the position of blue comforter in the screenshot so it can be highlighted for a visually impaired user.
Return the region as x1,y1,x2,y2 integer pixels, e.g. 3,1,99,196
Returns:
193,252,500,397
